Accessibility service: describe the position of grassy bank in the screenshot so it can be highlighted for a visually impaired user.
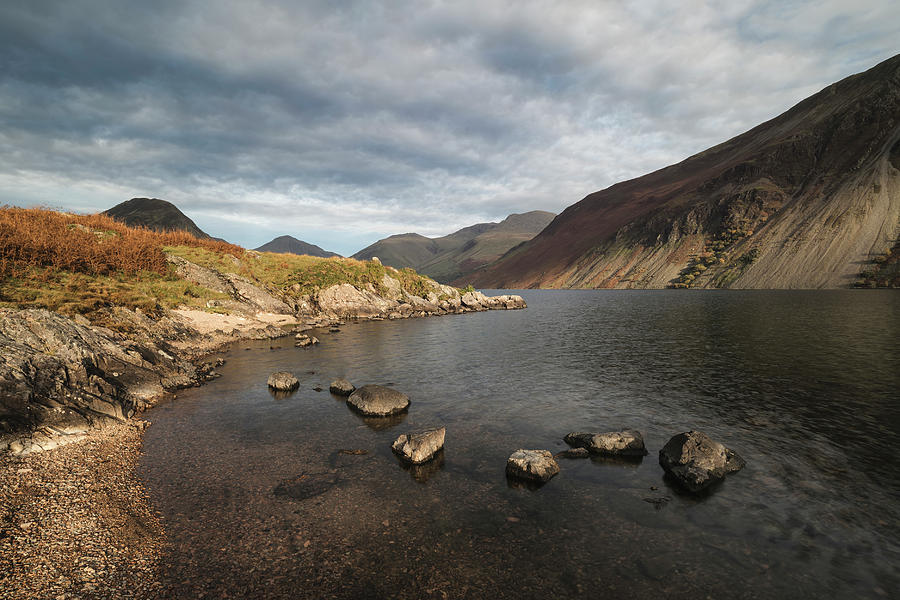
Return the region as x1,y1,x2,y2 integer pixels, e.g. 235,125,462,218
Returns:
0,206,446,318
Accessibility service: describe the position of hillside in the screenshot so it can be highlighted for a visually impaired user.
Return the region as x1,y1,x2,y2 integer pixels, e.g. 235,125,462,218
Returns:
0,205,525,455
104,198,211,239
468,54,900,289
255,235,341,258
353,211,555,283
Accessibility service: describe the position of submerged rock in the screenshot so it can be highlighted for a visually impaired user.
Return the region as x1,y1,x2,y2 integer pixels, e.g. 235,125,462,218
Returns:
564,430,648,457
392,427,446,464
346,384,410,416
506,449,560,483
658,430,745,492
554,447,590,459
329,378,355,396
267,372,299,391
273,471,339,501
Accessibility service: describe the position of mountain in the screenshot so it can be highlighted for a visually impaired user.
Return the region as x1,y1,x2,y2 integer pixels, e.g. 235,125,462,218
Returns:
468,54,900,289
352,211,555,283
104,198,210,239
254,235,341,258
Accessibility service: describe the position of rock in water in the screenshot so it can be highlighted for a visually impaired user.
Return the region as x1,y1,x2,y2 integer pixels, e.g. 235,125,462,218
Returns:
506,449,560,483
329,378,356,396
564,430,648,457
346,384,410,416
267,372,299,391
658,430,745,492
392,427,446,464
554,448,590,459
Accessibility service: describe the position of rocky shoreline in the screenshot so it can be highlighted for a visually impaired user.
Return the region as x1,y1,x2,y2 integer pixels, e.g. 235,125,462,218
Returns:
0,267,524,599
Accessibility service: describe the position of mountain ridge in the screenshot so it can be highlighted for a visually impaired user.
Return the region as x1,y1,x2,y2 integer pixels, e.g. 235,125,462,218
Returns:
467,54,900,289
353,210,555,283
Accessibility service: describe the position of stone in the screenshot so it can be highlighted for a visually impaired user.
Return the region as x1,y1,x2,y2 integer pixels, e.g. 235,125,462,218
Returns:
346,384,410,416
316,283,396,319
267,372,299,391
554,447,590,459
564,429,648,457
506,449,560,483
392,427,446,464
0,308,198,454
658,430,745,492
329,378,355,396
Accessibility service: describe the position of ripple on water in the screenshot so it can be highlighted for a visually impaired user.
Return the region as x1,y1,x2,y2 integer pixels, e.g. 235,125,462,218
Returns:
140,290,900,599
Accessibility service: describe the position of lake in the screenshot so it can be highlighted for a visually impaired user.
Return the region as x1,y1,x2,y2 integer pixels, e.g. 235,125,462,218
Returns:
140,290,899,599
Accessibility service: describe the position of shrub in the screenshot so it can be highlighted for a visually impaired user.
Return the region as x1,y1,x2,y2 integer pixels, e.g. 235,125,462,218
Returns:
0,206,242,278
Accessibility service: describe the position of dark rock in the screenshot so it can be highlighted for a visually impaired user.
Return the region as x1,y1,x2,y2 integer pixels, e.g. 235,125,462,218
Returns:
267,372,299,391
554,447,590,459
329,378,355,396
658,430,745,492
391,427,445,464
346,385,410,416
273,471,339,501
0,308,197,454
564,429,648,457
506,449,559,483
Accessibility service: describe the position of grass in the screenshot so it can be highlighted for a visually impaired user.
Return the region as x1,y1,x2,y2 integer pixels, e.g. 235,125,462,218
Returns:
165,246,443,298
1,206,452,319
0,266,230,316
0,206,241,278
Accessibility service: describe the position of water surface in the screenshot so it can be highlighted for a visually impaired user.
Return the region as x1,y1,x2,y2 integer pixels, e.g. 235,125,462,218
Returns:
141,290,899,599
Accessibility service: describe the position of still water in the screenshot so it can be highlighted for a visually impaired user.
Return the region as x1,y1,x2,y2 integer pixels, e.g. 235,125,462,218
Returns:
140,290,899,599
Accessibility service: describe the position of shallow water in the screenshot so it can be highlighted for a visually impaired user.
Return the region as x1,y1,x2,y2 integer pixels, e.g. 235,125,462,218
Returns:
140,290,899,599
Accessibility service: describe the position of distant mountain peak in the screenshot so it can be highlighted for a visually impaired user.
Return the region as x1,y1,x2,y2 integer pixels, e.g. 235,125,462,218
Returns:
104,197,210,239
351,210,555,283
254,235,341,258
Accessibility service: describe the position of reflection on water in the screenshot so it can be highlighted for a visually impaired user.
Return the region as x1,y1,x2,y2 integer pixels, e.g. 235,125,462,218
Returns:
140,290,899,599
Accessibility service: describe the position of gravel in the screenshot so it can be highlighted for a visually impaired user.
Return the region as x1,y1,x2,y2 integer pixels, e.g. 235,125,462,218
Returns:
0,422,166,600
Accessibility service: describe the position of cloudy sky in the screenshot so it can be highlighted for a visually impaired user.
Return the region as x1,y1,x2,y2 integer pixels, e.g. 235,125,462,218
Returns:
0,1,897,255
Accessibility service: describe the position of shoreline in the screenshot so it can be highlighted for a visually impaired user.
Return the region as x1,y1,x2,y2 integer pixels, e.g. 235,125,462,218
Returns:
0,289,525,599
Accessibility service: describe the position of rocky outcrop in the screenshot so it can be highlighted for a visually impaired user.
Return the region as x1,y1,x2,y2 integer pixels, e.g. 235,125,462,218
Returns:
267,372,299,391
0,309,199,455
505,449,560,483
329,379,355,396
391,427,445,464
346,385,410,416
316,284,397,319
564,430,648,457
168,255,293,316
658,430,745,492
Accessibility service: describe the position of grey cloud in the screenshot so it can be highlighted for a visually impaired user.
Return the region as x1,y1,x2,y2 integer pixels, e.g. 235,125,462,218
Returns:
0,0,897,256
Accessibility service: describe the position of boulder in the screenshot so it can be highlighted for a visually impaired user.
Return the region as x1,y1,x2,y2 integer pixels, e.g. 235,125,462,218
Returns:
506,449,560,483
267,372,299,391
392,427,446,464
329,378,355,396
658,430,745,492
564,430,648,457
316,283,396,319
347,384,410,416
